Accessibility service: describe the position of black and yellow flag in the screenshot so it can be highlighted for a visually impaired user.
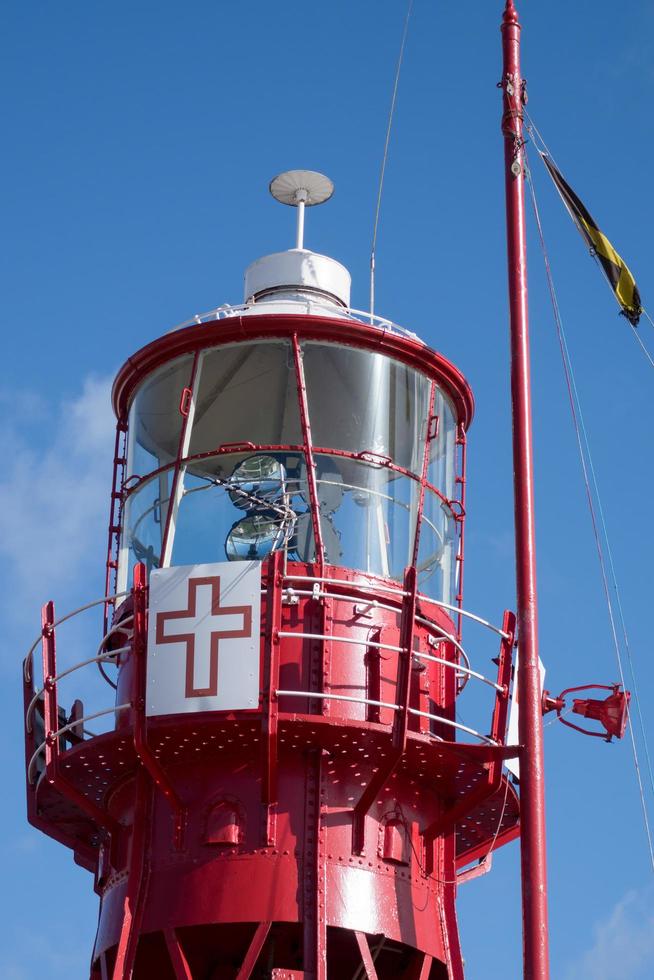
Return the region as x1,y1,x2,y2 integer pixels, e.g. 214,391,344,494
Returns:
541,153,642,326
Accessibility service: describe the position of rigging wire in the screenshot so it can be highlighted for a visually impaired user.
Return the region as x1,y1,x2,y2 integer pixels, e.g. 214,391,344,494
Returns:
525,109,654,371
369,0,413,321
523,144,654,873
523,120,654,807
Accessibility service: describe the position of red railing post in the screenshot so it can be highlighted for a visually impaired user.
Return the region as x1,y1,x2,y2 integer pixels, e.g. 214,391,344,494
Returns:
41,601,59,777
501,2,550,976
261,550,283,844
351,565,417,853
490,610,516,745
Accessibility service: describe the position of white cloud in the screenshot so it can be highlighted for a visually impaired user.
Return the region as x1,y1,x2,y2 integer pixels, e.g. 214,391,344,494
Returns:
0,375,116,641
565,887,654,980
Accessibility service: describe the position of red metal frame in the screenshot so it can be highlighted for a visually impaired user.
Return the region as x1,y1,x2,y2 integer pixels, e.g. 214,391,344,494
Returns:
160,352,202,567
422,611,515,872
123,443,456,514
454,423,467,640
502,2,550,976
411,382,437,567
163,930,193,980
112,315,474,428
131,562,186,847
104,419,128,631
24,558,519,977
351,565,418,853
291,333,325,571
262,549,283,843
40,601,122,841
25,181,536,979
235,922,272,979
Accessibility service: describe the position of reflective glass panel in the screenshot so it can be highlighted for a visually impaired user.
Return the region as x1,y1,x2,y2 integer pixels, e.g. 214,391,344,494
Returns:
427,389,457,499
126,354,193,479
302,343,431,475
312,453,419,581
171,452,307,567
120,470,173,588
188,341,302,456
417,489,459,605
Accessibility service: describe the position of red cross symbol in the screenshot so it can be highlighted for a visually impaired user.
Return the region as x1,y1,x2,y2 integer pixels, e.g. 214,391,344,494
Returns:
155,576,253,699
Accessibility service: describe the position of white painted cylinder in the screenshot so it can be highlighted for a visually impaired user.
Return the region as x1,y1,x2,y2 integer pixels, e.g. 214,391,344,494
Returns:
244,249,351,308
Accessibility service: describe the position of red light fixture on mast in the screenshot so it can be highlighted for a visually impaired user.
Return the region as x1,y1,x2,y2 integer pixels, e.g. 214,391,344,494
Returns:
543,684,631,742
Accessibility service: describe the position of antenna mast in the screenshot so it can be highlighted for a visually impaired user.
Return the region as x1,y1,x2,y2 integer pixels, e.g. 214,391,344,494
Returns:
269,169,334,251
500,2,550,977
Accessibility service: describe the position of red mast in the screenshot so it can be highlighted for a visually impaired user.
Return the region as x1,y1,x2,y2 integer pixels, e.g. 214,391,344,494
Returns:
501,2,550,977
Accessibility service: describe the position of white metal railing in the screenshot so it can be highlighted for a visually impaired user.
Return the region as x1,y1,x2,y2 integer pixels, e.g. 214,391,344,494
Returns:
281,573,510,639
275,689,497,746
280,575,507,690
27,704,132,784
23,591,130,682
167,301,422,343
23,576,508,781
281,585,481,690
25,648,129,734
24,589,133,791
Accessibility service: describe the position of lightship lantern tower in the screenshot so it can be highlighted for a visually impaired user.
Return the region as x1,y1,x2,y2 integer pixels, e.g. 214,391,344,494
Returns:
22,164,524,977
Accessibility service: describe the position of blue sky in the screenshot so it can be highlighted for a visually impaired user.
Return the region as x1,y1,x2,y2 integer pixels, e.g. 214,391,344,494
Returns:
2,1,654,976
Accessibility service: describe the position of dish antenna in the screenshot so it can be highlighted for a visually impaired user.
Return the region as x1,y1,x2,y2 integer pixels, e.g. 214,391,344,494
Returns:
269,170,334,250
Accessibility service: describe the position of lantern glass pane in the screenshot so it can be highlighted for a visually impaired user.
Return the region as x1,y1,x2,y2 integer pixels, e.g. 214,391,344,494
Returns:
302,343,431,475
126,354,193,479
120,470,173,588
417,490,459,605
188,341,302,456
427,389,457,500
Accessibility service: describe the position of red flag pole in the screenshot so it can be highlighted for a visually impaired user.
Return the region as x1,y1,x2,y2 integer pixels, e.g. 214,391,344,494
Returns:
500,2,550,977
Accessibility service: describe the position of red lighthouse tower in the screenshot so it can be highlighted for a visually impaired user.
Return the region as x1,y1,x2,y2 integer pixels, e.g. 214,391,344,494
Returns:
23,169,523,979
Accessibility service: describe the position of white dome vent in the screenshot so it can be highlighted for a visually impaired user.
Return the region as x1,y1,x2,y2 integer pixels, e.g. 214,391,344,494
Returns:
244,249,351,307
243,170,351,312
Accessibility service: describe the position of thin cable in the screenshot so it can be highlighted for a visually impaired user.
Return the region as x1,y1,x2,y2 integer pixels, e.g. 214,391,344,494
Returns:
526,110,654,371
399,774,513,885
523,112,654,804
524,147,654,872
633,311,654,367
524,126,654,804
370,0,413,320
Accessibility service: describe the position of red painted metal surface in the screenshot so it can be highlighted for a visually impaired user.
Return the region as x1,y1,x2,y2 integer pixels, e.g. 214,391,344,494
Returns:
111,315,475,429
544,683,631,741
501,1,550,976
104,420,128,632
25,556,519,977
22,146,526,978
291,333,325,571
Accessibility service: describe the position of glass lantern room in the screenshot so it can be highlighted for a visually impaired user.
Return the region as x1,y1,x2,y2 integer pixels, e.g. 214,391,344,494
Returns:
117,334,462,605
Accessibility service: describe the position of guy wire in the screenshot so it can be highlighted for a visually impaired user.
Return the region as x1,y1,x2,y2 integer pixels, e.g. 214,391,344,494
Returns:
370,0,413,321
523,143,654,873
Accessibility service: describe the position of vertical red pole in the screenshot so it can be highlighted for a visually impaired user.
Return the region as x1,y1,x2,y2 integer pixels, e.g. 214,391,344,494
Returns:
500,2,550,978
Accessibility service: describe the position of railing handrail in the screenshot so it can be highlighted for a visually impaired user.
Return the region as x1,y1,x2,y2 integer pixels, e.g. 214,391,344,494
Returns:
25,648,131,734
275,689,497,746
167,301,422,343
23,590,130,681
282,573,510,639
275,628,501,696
27,703,132,784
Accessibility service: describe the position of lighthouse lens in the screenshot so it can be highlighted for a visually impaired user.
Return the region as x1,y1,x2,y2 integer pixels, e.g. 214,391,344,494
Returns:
228,455,287,510
225,513,286,560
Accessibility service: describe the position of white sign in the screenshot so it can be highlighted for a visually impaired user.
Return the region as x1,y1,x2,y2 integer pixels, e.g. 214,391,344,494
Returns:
505,651,546,780
146,561,261,717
